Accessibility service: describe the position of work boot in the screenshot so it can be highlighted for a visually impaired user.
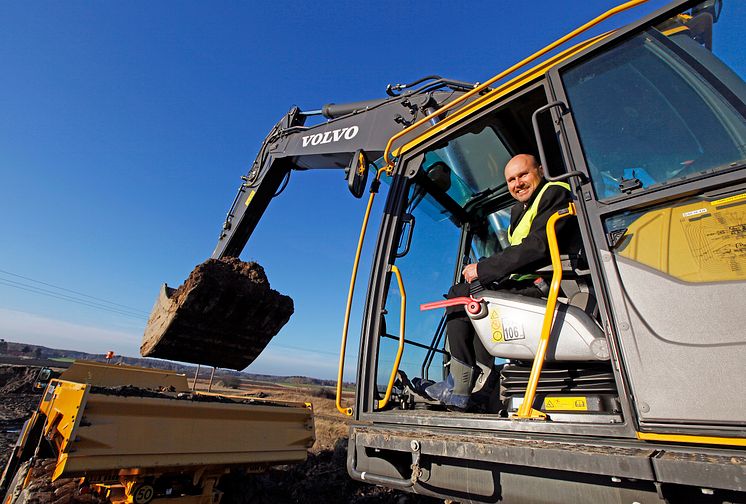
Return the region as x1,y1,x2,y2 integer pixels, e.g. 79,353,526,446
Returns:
425,357,474,411
471,362,501,413
411,377,435,398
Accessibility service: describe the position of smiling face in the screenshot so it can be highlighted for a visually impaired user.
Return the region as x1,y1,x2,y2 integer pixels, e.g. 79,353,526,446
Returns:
504,154,544,204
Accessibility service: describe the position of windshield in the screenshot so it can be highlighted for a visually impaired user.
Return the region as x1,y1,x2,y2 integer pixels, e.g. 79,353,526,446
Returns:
562,1,746,200
422,126,511,206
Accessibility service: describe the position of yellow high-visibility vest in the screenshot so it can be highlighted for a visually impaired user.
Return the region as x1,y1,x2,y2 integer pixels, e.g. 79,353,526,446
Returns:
507,181,571,245
506,181,570,281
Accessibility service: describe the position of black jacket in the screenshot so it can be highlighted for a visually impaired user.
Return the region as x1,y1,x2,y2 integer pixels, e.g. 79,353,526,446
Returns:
476,180,579,285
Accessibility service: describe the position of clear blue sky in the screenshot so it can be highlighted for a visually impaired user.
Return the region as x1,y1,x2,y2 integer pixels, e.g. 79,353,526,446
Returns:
0,1,672,379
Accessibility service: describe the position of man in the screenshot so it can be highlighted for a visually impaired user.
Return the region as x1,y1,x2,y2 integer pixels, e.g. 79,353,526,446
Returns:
425,154,579,410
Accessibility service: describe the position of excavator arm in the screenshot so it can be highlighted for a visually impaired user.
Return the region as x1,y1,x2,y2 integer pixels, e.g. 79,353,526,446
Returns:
142,77,474,370
213,77,474,259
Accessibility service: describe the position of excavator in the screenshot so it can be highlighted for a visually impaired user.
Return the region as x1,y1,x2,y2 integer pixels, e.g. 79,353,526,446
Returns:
142,0,744,502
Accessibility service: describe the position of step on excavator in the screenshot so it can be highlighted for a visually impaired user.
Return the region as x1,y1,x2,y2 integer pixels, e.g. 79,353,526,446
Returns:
145,0,744,502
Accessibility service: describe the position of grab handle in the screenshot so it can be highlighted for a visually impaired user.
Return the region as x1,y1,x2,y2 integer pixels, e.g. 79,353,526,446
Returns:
337,167,389,416
514,203,577,419
376,265,406,410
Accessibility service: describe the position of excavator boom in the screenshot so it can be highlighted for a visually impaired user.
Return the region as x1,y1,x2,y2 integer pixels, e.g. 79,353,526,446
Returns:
141,78,473,369
213,82,471,259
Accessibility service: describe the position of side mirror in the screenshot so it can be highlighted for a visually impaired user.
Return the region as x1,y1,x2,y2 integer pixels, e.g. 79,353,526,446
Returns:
346,149,370,198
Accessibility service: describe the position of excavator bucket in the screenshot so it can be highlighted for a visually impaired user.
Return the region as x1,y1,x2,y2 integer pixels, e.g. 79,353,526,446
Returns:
141,257,293,370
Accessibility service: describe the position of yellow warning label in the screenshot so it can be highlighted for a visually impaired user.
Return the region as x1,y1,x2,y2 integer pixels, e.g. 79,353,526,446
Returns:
543,396,588,411
244,190,256,207
489,308,503,342
712,192,746,207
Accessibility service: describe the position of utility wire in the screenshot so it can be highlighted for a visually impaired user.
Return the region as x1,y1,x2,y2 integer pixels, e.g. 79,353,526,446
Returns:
0,275,146,318
0,268,150,316
272,342,358,360
0,278,148,321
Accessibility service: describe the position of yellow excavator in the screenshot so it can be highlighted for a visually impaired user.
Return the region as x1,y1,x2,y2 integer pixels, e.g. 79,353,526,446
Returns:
141,0,743,502
332,1,746,502
43,1,744,503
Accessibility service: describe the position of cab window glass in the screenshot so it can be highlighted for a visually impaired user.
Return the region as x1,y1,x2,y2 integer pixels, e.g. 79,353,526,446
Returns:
377,182,461,385
470,207,511,261
423,127,511,207
562,1,746,200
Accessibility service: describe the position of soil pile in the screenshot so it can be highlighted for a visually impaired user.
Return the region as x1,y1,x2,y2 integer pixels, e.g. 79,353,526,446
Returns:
141,258,294,370
0,365,39,394
0,366,42,470
6,459,107,504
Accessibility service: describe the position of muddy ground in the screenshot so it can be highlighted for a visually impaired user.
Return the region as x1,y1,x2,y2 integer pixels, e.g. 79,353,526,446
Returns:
0,365,441,504
0,366,41,470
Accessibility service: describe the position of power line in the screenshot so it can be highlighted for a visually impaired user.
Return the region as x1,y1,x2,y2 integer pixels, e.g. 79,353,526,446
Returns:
0,278,148,321
0,268,149,316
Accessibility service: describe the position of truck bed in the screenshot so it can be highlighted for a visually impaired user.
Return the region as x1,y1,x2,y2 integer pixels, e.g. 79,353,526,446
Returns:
43,378,314,480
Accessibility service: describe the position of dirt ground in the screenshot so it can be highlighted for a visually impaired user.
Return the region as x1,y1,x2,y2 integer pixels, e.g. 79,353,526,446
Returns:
0,366,441,504
208,380,442,504
0,366,41,470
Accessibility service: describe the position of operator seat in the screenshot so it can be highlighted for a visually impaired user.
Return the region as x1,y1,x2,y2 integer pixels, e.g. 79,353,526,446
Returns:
468,288,609,362
468,252,607,362
531,251,598,318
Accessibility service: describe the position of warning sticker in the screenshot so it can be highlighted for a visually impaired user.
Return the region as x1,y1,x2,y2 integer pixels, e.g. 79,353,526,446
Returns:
490,308,504,342
544,396,588,411
712,192,746,207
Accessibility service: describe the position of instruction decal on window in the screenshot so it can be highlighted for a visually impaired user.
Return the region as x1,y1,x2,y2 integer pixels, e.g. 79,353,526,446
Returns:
682,208,708,219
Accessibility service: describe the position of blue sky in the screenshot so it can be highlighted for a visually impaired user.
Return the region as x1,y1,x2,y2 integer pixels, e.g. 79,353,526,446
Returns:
0,1,674,379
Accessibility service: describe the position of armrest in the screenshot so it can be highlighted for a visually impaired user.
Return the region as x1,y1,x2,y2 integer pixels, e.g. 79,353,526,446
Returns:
531,253,589,276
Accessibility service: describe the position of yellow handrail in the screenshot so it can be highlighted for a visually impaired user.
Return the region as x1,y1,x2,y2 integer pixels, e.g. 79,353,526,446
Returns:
514,203,577,419
336,167,389,416
382,0,647,168
376,265,406,410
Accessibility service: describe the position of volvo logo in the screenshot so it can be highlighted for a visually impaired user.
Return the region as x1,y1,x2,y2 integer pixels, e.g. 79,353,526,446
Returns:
301,126,359,147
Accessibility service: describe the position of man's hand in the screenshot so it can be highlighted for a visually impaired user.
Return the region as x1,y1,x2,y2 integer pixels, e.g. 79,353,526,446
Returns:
462,263,478,283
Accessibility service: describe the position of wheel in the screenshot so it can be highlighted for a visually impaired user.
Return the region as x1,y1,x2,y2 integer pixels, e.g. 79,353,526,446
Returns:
1,460,32,504
131,483,155,504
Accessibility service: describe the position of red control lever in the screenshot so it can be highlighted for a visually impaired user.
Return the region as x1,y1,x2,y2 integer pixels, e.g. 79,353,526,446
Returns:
420,296,484,316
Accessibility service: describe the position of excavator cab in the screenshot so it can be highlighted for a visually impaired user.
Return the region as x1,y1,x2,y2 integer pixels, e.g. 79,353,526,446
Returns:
371,82,614,418
136,0,746,500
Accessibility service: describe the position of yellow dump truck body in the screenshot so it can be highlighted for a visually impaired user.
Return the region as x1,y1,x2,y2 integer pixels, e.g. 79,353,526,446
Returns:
42,379,314,481
2,361,314,504
57,360,191,391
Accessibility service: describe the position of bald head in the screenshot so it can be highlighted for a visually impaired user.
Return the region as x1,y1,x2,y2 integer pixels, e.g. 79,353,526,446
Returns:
504,154,544,203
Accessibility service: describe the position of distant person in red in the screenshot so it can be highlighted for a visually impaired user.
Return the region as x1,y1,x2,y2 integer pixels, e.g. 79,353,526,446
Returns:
425,154,579,410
